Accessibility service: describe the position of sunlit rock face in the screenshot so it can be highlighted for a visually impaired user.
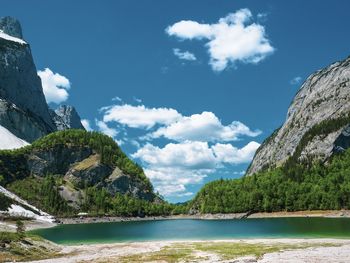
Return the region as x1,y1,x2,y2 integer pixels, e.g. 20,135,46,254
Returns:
50,105,85,131
247,56,350,175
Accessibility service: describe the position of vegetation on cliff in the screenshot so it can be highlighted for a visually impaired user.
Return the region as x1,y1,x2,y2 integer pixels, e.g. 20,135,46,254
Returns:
190,147,350,213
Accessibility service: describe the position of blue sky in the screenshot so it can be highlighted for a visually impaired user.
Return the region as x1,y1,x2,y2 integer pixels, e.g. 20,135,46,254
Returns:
2,0,350,202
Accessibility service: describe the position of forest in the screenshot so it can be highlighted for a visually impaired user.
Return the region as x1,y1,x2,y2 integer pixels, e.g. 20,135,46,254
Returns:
190,148,350,213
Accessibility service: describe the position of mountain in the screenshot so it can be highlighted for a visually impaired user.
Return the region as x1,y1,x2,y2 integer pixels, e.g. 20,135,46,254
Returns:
189,55,350,214
0,17,85,147
0,17,56,142
1,130,163,216
0,17,169,218
50,105,85,131
247,56,350,175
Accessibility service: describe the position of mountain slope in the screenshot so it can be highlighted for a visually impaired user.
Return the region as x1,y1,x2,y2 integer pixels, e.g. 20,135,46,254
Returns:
189,147,350,214
0,130,161,216
247,56,350,175
188,55,350,214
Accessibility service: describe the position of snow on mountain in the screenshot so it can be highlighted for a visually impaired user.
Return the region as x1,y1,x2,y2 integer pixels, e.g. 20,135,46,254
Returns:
0,124,29,149
0,185,55,223
0,29,26,44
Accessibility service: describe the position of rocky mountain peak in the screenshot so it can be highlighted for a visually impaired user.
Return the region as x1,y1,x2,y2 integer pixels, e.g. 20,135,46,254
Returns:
50,105,85,131
0,17,57,142
0,16,23,39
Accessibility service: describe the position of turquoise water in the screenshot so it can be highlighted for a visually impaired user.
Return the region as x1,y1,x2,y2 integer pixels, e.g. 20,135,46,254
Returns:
32,218,350,244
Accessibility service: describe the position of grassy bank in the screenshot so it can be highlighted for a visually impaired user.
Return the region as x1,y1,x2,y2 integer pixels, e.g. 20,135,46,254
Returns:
0,231,62,262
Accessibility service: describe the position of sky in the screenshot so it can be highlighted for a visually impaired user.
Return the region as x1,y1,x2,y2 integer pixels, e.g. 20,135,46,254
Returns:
2,0,350,202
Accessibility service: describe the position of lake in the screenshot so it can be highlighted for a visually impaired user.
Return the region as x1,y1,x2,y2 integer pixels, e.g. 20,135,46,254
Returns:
31,218,350,244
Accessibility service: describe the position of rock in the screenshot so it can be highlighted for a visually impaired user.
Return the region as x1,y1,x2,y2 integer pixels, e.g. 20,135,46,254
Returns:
106,167,155,201
247,56,350,175
0,17,56,142
50,105,85,131
0,17,23,39
65,154,112,187
333,124,350,153
27,146,93,175
0,99,49,142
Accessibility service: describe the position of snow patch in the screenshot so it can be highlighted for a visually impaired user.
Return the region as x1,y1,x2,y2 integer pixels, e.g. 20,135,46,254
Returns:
7,204,55,223
0,29,27,45
0,186,55,223
0,124,29,149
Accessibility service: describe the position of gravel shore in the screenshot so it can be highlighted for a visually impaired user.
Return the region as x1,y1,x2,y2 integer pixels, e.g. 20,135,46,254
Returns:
24,239,350,263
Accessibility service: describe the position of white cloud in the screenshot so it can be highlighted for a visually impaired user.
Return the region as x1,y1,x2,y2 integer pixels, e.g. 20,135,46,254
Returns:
38,68,71,104
96,120,118,138
290,76,302,85
166,8,274,71
97,102,262,197
112,96,122,102
132,140,260,197
173,48,197,61
132,141,217,169
102,104,182,129
151,111,261,142
81,119,92,131
212,141,260,164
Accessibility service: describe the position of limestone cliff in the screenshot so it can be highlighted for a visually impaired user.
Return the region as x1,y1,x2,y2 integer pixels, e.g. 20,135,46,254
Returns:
0,17,56,142
247,56,350,175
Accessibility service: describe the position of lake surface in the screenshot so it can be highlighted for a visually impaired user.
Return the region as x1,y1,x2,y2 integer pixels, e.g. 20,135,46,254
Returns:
32,218,350,244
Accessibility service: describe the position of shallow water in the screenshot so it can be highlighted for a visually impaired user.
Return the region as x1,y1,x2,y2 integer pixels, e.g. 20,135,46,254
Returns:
31,217,350,244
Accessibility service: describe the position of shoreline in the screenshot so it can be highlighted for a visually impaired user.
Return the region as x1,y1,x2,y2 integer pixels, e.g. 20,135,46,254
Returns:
57,209,350,225
23,238,350,263
1,210,350,232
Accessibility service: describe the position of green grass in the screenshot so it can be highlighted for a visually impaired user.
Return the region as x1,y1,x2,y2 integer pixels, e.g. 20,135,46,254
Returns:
73,154,99,171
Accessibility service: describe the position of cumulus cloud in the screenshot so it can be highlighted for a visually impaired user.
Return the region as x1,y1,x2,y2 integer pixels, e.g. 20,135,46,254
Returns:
151,111,261,142
132,141,217,169
96,120,118,138
98,102,262,197
102,104,182,129
81,119,92,131
212,141,260,164
166,8,274,71
173,48,197,61
132,140,260,197
37,68,71,104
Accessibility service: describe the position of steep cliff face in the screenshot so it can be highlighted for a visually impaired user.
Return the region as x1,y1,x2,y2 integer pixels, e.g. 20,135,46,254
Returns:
50,105,85,131
247,56,350,175
0,17,56,142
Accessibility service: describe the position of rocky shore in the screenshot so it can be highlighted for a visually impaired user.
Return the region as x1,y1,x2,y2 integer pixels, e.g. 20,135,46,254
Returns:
56,210,350,225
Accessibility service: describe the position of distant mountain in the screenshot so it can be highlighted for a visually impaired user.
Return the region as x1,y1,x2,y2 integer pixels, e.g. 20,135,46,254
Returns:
50,105,85,131
247,56,350,175
0,16,85,147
